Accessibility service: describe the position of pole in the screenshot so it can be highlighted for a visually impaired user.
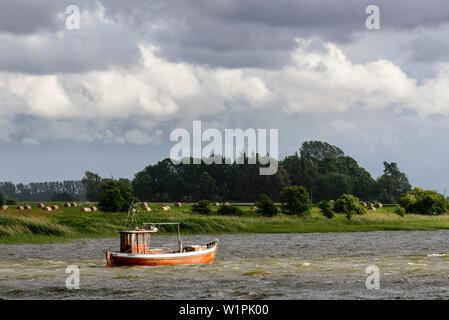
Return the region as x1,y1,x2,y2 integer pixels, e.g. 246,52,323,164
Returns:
177,223,182,253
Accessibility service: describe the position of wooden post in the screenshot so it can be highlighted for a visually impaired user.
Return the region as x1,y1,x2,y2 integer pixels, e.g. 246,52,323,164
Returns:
177,223,182,252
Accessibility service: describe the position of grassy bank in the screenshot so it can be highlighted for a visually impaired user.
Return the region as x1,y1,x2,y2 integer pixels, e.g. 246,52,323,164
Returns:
1,203,449,244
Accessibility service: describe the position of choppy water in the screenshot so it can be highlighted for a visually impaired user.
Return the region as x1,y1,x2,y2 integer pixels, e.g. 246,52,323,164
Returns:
1,231,449,299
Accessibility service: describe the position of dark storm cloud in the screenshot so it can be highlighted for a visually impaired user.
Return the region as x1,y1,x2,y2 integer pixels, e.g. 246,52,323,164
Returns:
94,0,449,68
1,0,449,72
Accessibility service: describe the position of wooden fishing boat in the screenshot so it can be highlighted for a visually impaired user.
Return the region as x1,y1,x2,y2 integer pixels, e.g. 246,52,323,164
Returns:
106,222,218,267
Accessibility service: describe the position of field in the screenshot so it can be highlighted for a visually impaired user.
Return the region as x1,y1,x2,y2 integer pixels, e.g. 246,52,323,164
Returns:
2,202,449,244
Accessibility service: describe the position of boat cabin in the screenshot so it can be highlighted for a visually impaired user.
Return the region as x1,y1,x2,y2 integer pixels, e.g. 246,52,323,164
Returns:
119,229,158,254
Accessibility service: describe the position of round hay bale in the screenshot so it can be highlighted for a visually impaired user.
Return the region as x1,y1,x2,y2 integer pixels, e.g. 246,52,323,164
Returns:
161,206,170,211
224,202,230,206
90,206,98,212
43,207,52,211
142,207,152,212
16,206,24,210
174,202,182,207
213,202,220,206
81,207,92,212
37,203,45,208
24,205,32,210
374,202,382,208
51,205,59,210
141,203,149,209
1,205,8,210
71,202,78,207
251,206,258,211
64,203,71,207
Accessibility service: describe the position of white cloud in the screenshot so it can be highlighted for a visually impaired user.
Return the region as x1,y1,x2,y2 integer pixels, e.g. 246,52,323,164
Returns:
2,37,449,145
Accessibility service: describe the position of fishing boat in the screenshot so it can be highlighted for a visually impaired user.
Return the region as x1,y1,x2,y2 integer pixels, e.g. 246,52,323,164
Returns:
106,222,219,267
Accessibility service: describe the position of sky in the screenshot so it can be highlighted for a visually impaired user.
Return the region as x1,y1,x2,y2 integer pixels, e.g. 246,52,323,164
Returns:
1,0,449,193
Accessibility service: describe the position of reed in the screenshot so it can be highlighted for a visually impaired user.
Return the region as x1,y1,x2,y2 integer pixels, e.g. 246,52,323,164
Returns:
1,203,449,244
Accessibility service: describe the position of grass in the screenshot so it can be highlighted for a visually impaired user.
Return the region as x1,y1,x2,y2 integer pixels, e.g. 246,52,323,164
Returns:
1,202,449,244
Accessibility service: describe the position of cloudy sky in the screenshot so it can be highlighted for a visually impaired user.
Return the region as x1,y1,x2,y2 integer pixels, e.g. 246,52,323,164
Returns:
1,0,449,192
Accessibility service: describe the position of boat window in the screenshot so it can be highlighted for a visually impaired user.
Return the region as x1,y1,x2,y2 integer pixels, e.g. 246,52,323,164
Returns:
139,234,144,245
131,234,136,245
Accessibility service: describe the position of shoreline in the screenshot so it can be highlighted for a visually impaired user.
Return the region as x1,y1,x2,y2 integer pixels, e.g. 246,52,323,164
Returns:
2,204,449,244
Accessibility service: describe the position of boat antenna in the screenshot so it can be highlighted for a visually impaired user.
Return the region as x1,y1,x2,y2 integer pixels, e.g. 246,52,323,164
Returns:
124,197,138,230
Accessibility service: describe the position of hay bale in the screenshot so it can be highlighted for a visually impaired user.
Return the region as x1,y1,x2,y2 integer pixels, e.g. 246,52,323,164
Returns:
213,202,220,206
224,202,230,206
64,203,71,207
24,205,32,210
174,202,182,207
374,202,382,208
42,207,52,211
161,206,170,211
37,203,45,208
71,202,78,207
1,205,8,210
16,206,24,210
251,206,258,211
90,206,98,212
51,205,59,210
141,202,150,209
80,207,92,212
142,207,152,212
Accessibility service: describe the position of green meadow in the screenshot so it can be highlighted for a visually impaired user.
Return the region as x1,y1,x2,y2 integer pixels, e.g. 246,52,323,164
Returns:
1,203,449,244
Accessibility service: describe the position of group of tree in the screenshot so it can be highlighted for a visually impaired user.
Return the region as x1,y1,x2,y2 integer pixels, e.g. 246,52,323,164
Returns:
0,141,415,207
132,141,412,204
0,181,86,202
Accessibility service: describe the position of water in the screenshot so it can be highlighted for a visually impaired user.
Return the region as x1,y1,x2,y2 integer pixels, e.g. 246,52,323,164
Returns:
1,230,449,299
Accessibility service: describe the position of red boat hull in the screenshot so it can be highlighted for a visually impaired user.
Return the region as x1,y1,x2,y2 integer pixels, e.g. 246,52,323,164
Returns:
106,241,218,267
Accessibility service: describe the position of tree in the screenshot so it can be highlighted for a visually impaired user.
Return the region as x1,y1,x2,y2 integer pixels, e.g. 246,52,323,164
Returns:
191,200,212,215
81,171,103,201
318,200,335,219
374,162,411,203
300,141,344,160
333,194,367,220
197,172,219,200
0,192,4,206
279,186,311,216
51,192,75,202
98,179,133,212
255,194,278,217
399,187,449,215
216,204,244,216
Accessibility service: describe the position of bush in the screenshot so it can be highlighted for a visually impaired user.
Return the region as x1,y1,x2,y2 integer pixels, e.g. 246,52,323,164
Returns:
318,200,335,219
334,194,367,220
394,205,405,217
0,193,4,206
98,179,133,212
5,198,17,205
279,186,311,216
191,200,212,215
216,204,244,216
255,194,278,217
399,187,449,215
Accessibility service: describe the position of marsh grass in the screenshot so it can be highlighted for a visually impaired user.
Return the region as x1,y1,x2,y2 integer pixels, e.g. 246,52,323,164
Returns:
1,202,449,244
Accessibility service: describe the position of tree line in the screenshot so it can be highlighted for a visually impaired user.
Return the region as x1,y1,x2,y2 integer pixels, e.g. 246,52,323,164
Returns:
0,141,413,204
